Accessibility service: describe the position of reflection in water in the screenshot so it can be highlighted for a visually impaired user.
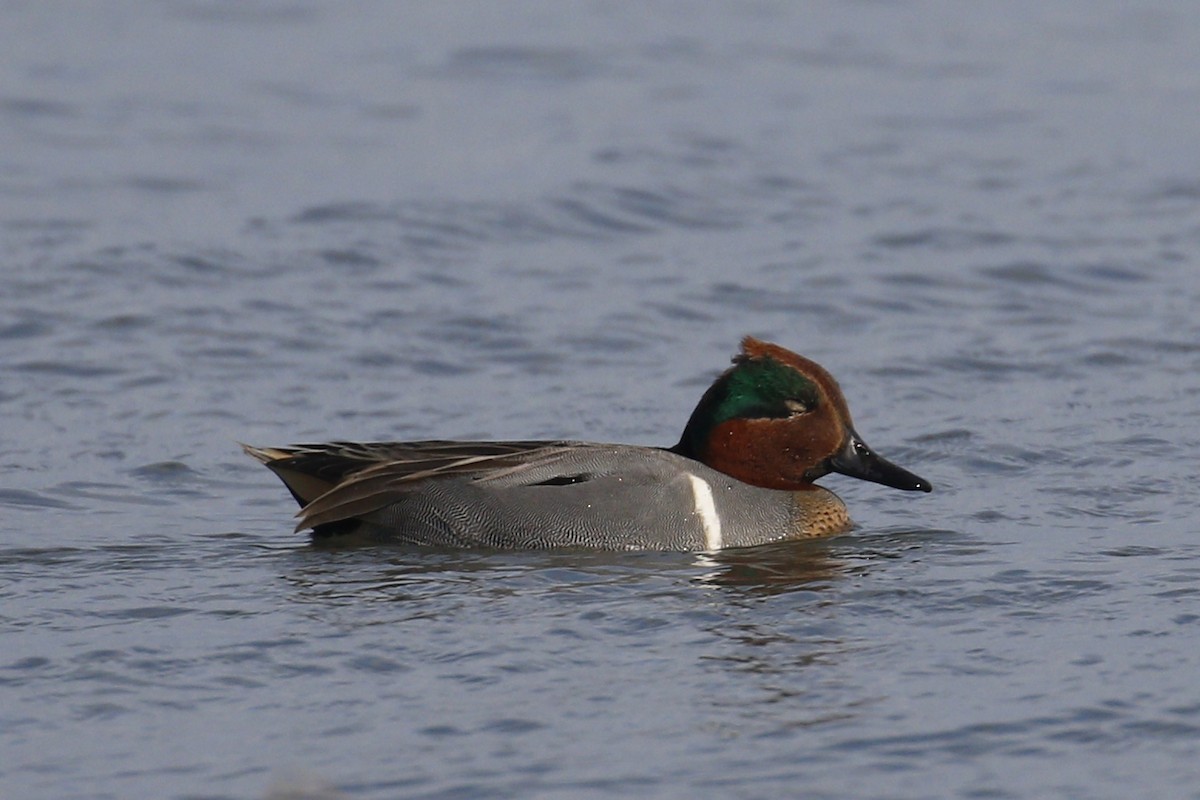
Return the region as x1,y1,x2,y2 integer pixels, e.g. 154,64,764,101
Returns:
278,529,941,605
691,539,847,594
278,544,701,607
692,528,946,594
690,538,910,735
268,532,955,745
281,537,850,603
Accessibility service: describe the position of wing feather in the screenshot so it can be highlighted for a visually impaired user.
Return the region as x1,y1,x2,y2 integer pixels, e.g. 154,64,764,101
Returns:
245,440,588,531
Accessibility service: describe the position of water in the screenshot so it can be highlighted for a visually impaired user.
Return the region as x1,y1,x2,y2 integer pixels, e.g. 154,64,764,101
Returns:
4,2,1200,798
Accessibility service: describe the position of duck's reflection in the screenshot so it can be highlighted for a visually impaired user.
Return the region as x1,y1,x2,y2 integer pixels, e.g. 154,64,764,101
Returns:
276,538,850,606
276,528,940,605
691,539,847,594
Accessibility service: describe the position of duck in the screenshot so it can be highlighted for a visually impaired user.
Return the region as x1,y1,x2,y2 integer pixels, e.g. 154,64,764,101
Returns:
244,337,931,550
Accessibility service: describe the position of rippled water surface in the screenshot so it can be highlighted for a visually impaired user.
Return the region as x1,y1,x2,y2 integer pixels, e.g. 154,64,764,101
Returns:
5,2,1200,798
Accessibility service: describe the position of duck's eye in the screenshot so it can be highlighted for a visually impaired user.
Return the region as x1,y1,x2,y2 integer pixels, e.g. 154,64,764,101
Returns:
853,440,870,456
784,399,810,415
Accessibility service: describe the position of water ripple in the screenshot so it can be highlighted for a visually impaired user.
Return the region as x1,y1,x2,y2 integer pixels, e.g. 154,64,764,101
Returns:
0,488,78,510
435,46,602,82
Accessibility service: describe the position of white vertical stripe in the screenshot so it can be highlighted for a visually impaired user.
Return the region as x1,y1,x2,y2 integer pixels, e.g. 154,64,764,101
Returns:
687,473,723,550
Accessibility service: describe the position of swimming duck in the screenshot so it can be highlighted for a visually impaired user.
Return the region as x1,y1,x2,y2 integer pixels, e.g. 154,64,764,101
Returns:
244,337,931,550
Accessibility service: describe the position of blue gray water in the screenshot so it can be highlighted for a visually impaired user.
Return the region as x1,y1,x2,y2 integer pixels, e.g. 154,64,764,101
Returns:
5,2,1200,798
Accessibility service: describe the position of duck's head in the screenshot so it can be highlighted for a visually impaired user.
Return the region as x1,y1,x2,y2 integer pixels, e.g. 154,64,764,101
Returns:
672,336,932,493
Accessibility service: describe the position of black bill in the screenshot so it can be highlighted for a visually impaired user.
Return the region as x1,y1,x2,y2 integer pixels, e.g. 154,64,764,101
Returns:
827,430,932,492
